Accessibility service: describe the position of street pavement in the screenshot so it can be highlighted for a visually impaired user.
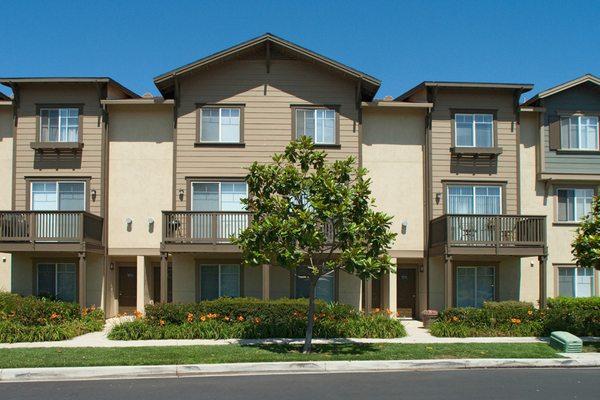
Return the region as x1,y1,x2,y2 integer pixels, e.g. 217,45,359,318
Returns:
2,368,598,399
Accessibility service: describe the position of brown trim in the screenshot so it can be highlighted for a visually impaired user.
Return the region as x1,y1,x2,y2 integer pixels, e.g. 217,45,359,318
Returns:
25,177,92,212
441,180,508,214
195,104,245,144
30,142,84,150
450,108,499,149
553,264,600,298
555,109,600,117
11,104,17,210
552,184,598,223
290,105,341,146
453,262,500,306
35,104,84,145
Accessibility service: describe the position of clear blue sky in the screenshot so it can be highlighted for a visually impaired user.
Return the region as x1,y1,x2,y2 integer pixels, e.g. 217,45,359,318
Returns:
1,0,599,101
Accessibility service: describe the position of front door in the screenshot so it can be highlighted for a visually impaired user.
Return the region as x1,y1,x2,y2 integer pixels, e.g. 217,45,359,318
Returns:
397,268,416,318
118,266,137,308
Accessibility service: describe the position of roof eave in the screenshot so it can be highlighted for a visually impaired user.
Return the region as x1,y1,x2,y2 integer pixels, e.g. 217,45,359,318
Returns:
0,77,140,99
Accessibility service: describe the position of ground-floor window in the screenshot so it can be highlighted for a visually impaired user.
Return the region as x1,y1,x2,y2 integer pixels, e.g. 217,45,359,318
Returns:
37,262,77,302
294,267,335,302
198,264,241,301
558,266,595,297
455,265,495,308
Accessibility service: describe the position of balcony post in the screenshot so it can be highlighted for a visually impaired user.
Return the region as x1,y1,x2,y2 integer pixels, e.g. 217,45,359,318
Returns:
261,264,270,300
160,252,168,303
78,252,86,308
444,254,453,309
538,252,548,308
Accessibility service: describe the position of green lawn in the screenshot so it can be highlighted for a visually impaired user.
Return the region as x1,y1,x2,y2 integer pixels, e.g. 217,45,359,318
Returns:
0,343,561,369
583,342,600,353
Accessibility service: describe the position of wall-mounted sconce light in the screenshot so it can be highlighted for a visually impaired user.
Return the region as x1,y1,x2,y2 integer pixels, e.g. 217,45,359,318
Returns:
420,265,425,273
401,220,408,235
178,188,184,201
110,262,115,271
125,218,133,232
435,192,442,204
91,189,97,202
148,217,155,233
530,260,535,268
2,257,6,263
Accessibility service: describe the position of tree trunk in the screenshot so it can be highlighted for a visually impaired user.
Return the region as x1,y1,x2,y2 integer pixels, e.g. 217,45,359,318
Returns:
302,277,318,354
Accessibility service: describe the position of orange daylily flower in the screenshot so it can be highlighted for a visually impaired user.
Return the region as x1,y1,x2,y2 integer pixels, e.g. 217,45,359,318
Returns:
237,315,245,322
187,313,194,323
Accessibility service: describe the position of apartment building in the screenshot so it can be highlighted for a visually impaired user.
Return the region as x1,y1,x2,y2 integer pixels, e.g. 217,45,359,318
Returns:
0,34,597,318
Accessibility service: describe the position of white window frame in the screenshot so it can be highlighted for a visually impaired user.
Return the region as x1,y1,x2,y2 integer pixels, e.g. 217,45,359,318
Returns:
446,185,503,215
556,187,594,222
36,262,77,301
557,266,596,297
560,115,599,151
199,107,241,143
39,107,80,143
455,265,496,308
198,264,241,300
295,108,337,145
454,113,494,148
190,181,248,211
29,180,87,211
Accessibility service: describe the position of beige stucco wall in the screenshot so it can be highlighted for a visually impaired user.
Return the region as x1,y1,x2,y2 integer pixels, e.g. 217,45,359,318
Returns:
0,107,13,293
172,254,196,303
362,108,425,254
107,104,173,254
338,270,362,309
269,265,290,299
428,256,445,311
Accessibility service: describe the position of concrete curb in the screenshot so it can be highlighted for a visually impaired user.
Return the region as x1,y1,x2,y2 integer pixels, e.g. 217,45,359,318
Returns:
1,357,599,383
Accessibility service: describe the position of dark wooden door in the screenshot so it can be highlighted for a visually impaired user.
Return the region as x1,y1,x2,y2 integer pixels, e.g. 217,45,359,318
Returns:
397,268,416,318
118,266,137,307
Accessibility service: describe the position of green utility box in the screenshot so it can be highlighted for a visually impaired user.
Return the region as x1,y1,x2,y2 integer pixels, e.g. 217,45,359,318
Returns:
549,331,583,353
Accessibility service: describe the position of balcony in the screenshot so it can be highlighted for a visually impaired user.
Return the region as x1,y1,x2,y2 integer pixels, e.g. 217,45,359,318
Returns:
161,211,251,253
429,214,546,256
0,211,104,253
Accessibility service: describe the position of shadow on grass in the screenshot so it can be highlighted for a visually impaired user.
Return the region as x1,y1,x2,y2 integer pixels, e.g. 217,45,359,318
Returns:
583,342,600,352
246,343,381,356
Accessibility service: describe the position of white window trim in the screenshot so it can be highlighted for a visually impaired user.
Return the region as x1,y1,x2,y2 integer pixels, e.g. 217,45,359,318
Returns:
556,187,594,222
200,107,241,143
39,107,80,143
558,266,596,297
446,185,503,215
454,113,494,148
29,180,87,211
560,115,599,151
295,108,337,145
199,264,241,299
190,181,248,211
455,265,496,307
36,262,77,300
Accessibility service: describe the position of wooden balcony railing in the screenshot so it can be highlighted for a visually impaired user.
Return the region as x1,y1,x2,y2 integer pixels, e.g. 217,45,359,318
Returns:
163,211,251,245
0,211,103,245
430,214,546,251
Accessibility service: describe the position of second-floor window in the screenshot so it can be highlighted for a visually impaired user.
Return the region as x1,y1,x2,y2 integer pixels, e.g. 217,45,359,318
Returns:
455,113,493,147
447,185,501,214
31,181,86,211
295,108,336,144
560,115,599,150
40,108,79,142
200,107,241,143
556,188,593,222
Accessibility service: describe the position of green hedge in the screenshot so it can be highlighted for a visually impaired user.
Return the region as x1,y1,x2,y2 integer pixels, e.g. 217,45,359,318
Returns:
430,298,600,337
0,292,104,343
109,298,406,340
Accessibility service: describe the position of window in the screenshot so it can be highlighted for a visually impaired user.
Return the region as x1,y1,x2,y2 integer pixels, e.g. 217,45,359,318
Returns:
294,266,335,302
200,107,241,143
455,113,493,147
198,264,240,300
557,188,593,222
31,181,86,211
37,263,77,302
295,108,336,144
560,115,599,150
447,185,501,214
558,266,595,297
39,108,79,142
456,266,495,308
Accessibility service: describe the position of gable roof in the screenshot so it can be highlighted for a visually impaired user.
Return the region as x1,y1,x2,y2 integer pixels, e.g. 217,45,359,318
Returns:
395,81,534,102
522,74,600,106
0,77,139,99
154,33,381,100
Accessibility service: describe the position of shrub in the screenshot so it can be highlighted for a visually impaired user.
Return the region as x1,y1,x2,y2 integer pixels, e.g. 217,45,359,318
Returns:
109,298,406,340
543,297,600,336
0,292,104,343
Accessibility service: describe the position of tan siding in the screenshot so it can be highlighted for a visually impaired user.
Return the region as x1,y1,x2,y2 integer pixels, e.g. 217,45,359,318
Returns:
430,89,518,217
174,59,360,210
13,84,104,215
0,107,13,209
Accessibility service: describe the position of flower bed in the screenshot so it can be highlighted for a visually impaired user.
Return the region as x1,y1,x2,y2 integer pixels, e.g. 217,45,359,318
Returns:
429,298,600,337
0,292,104,343
109,298,406,340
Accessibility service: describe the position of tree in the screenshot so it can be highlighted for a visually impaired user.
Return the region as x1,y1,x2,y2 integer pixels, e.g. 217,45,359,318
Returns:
572,196,600,271
234,137,397,353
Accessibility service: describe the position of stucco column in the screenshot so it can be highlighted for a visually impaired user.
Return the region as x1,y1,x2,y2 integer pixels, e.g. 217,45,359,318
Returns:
160,253,168,303
538,254,548,308
261,265,270,300
136,255,146,313
78,252,86,308
364,278,373,313
385,259,397,317
444,255,453,309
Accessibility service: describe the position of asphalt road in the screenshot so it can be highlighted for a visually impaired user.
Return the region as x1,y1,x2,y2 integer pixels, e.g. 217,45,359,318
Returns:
2,368,599,399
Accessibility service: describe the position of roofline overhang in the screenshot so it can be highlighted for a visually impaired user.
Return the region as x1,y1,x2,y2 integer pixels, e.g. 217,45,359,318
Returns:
153,33,381,100
395,81,534,102
101,98,174,105
361,101,433,109
521,73,600,107
0,77,140,99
